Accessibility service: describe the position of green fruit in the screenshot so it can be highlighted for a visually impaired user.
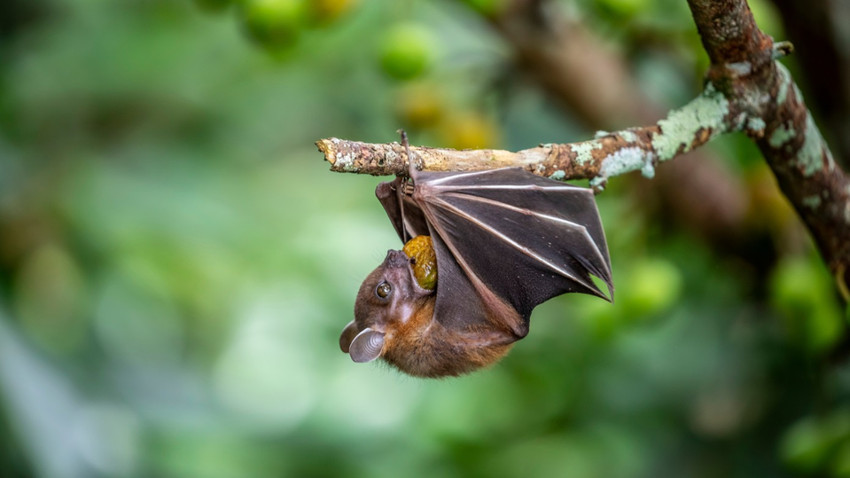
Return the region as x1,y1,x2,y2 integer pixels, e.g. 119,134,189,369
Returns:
771,258,822,309
239,0,306,50
769,257,842,353
379,23,436,81
620,258,682,319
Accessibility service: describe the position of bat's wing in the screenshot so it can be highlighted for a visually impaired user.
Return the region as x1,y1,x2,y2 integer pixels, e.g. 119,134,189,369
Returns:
376,178,429,241
414,168,612,329
376,168,612,337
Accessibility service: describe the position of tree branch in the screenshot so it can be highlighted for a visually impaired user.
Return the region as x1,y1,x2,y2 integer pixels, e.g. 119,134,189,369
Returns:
771,0,850,170
685,0,850,297
318,85,735,188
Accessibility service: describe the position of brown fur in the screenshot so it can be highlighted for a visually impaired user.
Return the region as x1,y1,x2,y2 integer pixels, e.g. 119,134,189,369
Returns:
344,250,520,378
381,299,515,377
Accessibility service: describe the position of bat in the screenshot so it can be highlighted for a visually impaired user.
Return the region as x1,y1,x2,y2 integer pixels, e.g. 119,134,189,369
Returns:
339,166,613,378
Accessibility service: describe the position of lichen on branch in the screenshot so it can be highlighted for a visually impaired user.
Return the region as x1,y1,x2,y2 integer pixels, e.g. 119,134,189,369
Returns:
684,0,850,297
317,84,737,190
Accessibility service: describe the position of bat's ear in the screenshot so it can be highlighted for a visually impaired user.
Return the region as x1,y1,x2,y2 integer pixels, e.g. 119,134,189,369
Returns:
339,320,360,354
349,328,385,363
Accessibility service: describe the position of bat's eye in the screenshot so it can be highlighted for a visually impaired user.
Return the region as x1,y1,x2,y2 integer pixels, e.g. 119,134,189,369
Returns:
375,281,392,299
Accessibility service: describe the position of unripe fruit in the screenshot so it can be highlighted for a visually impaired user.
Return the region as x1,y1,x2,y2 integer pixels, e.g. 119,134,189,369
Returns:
239,0,306,50
379,23,436,81
619,258,682,319
769,257,842,353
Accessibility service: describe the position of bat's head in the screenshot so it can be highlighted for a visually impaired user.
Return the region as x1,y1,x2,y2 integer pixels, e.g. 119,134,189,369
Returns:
340,249,434,364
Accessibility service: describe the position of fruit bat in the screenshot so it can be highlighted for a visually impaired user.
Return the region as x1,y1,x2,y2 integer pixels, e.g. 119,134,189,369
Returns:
339,167,613,378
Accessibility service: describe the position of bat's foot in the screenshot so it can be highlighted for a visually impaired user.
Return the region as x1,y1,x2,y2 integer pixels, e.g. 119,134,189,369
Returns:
589,176,608,194
402,180,414,195
397,129,420,177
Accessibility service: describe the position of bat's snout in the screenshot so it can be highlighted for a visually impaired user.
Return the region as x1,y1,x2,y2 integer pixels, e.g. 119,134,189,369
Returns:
384,249,410,268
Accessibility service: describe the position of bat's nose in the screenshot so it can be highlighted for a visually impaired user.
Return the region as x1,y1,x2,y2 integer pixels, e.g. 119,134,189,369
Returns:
384,249,409,268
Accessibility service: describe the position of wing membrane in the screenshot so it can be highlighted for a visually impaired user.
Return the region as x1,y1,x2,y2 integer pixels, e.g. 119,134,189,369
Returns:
415,169,612,321
376,167,613,332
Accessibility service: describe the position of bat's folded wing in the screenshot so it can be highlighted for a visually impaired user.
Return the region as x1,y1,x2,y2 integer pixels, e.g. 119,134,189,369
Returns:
414,169,613,324
376,179,429,241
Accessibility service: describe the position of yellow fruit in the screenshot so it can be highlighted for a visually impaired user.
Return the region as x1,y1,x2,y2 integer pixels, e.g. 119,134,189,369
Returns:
403,236,437,290
396,83,444,129
438,112,500,150
308,0,357,25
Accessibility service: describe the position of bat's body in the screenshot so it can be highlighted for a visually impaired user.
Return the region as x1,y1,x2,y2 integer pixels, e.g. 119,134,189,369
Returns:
340,168,613,377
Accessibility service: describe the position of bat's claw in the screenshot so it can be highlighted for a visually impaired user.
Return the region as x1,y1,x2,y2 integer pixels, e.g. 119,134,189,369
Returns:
589,176,607,194
402,180,414,195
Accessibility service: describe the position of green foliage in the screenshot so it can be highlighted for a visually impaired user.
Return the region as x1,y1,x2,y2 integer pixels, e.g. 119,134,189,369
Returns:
193,0,235,13
0,1,845,478
781,410,850,476
460,0,508,17
770,256,843,353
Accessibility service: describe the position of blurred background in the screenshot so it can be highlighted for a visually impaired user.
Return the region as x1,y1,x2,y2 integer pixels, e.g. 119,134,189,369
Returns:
0,0,848,477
